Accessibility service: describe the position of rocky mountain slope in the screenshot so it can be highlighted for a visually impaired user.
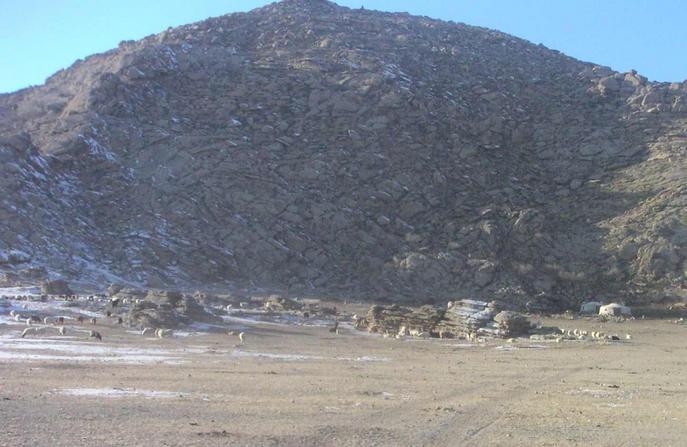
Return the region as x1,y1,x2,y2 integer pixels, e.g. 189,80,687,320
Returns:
1,0,687,308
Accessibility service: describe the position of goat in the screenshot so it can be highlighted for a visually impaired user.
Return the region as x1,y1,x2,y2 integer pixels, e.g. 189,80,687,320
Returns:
89,330,102,341
90,317,97,325
329,320,339,334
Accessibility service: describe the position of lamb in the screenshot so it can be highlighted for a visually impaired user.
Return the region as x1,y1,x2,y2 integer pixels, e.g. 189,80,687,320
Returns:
89,330,102,341
141,327,156,336
57,326,66,336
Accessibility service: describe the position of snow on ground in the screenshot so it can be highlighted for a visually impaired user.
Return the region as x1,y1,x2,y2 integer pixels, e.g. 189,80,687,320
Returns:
0,337,185,364
0,286,41,296
0,297,106,323
222,311,334,328
231,349,390,363
52,388,188,399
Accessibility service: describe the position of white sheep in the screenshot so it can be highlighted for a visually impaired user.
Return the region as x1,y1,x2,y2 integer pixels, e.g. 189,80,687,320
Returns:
156,329,173,338
21,327,38,338
409,328,426,337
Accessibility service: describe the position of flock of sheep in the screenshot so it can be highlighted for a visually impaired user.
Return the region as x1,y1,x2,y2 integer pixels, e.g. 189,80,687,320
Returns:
10,309,103,341
3,294,248,345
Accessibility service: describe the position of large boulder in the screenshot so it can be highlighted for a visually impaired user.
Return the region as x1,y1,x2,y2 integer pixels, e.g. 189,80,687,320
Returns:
145,289,184,306
263,295,303,311
126,291,221,328
126,301,182,329
493,311,531,337
40,279,73,295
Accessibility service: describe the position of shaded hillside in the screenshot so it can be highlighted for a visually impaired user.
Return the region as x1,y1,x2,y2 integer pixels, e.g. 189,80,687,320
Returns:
1,0,687,308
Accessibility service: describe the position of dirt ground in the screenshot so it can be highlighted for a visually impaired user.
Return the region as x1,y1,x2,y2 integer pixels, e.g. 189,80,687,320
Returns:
1,311,686,447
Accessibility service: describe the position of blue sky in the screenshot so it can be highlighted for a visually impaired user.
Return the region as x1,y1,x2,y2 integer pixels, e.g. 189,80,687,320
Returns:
1,0,685,93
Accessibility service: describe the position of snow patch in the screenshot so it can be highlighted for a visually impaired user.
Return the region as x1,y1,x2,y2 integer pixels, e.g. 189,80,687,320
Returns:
53,388,186,399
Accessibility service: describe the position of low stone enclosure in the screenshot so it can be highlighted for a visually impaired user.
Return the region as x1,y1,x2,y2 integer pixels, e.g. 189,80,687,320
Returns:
358,299,533,339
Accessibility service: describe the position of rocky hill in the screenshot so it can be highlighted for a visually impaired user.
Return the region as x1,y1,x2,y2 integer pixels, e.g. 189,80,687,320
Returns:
1,0,687,309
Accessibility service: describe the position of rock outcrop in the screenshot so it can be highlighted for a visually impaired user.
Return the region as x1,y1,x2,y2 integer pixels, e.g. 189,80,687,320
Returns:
40,279,73,296
126,291,221,329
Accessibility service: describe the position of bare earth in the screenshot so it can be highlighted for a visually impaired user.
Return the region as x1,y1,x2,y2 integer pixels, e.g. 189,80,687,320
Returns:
1,310,686,447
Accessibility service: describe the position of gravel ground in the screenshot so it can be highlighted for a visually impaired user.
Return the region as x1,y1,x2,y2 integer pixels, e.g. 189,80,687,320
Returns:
1,308,686,447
